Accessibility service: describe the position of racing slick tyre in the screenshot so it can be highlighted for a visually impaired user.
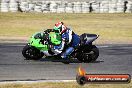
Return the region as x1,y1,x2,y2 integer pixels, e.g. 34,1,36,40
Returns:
22,44,44,60
76,45,99,63
88,45,99,62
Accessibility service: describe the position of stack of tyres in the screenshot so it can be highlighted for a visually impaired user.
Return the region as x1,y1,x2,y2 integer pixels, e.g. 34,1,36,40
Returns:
100,1,109,13
82,2,89,13
1,1,9,12
57,2,66,13
50,1,57,13
116,2,124,13
92,2,100,13
9,0,18,12
20,1,29,12
109,2,117,13
65,2,73,13
34,4,42,12
28,3,35,12
73,2,82,13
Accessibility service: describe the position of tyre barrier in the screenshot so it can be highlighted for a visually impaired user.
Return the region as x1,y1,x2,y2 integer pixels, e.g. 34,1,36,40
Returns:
109,2,117,13
9,2,18,12
100,1,109,13
1,2,9,12
73,2,82,13
82,2,89,13
0,0,132,13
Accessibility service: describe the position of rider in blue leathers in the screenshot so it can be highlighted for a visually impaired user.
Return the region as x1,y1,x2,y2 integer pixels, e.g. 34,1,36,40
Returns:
52,22,80,62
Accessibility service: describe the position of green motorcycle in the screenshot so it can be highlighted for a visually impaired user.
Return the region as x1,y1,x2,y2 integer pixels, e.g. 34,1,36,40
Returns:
22,30,99,63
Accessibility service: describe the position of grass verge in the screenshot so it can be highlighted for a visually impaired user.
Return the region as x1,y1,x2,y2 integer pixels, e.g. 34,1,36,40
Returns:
0,13,132,44
0,82,132,88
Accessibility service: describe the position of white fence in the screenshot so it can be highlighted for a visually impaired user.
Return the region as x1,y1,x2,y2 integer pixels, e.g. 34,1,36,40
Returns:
0,0,132,13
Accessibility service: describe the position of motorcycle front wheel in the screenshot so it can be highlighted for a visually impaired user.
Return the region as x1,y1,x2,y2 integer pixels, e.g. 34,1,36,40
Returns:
22,44,44,60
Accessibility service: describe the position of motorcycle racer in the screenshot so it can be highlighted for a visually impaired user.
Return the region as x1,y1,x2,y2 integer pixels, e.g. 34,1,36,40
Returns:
52,22,80,62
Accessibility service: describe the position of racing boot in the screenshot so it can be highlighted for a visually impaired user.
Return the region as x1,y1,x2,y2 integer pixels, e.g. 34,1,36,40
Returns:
61,47,74,64
41,51,51,56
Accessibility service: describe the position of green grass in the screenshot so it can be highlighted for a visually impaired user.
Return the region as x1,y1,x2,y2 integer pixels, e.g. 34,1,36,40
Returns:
0,12,132,44
0,82,132,88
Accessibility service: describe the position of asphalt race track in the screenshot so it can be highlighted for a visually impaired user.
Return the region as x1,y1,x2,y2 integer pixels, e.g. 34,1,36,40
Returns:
0,43,132,81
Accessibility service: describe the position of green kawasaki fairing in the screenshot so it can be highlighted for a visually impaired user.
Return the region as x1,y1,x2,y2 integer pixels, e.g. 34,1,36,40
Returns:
49,32,61,45
28,32,61,51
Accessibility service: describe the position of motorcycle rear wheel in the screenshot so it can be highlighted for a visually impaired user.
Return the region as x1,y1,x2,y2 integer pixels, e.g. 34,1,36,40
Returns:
76,45,99,63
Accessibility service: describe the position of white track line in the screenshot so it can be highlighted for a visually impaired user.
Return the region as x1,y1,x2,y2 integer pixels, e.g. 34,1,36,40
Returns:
0,80,76,84
3,45,25,47
97,45,109,48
